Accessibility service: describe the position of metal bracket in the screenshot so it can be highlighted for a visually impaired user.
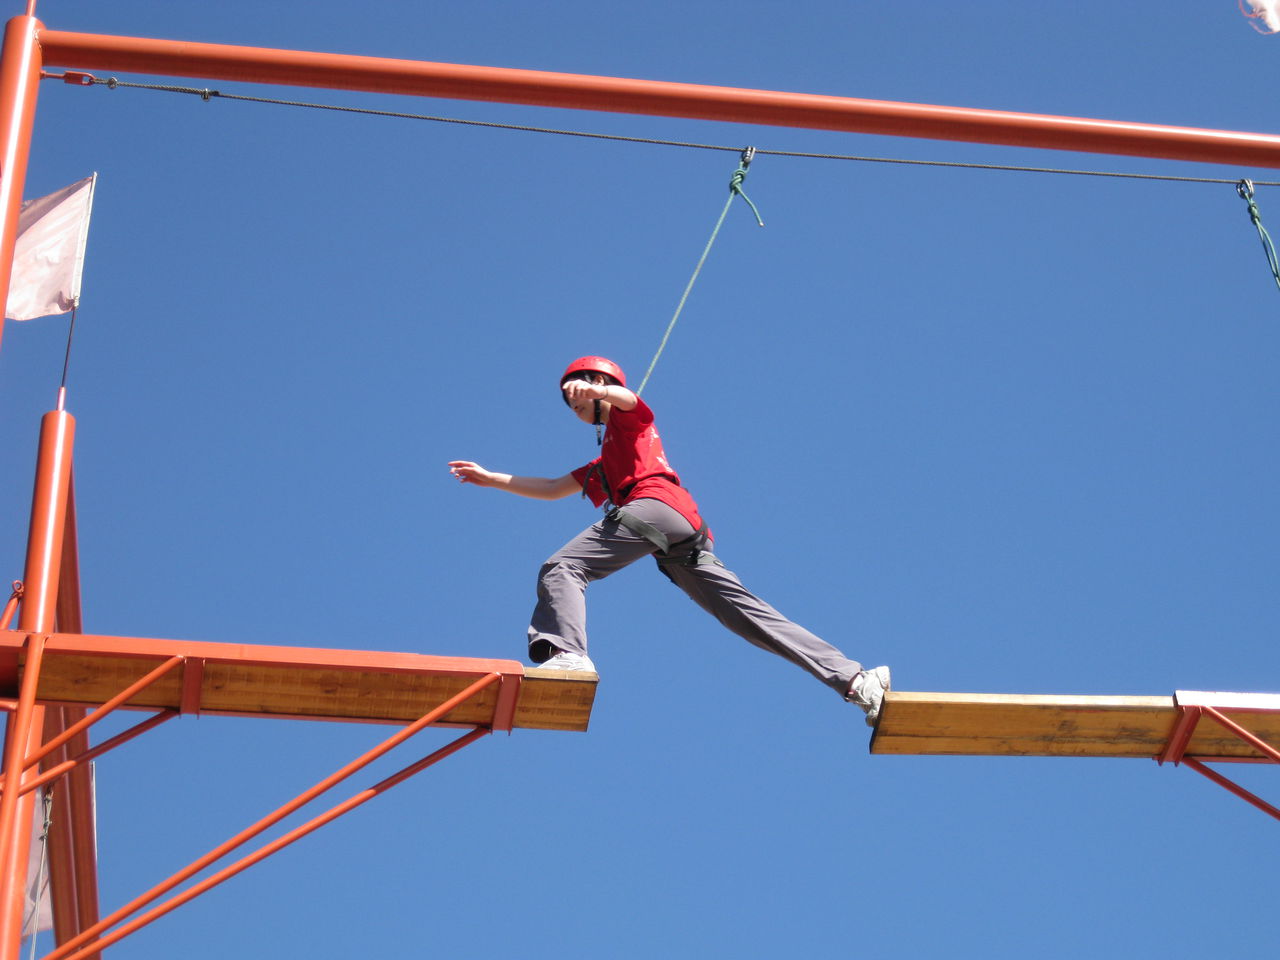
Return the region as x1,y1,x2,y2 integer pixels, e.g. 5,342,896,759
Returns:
1158,691,1280,822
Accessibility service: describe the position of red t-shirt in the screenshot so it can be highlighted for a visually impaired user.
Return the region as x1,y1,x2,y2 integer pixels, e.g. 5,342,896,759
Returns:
571,397,706,533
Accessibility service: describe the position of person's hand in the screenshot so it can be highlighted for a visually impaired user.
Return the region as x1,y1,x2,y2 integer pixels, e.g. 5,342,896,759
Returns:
448,460,496,487
562,379,607,405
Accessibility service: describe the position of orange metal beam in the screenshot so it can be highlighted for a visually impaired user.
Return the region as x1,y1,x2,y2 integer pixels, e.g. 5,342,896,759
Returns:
0,14,40,352
0,409,74,959
33,24,1280,169
0,640,43,955
45,476,100,956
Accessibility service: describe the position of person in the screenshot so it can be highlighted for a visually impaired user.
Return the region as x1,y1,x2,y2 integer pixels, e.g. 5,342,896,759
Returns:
447,356,890,725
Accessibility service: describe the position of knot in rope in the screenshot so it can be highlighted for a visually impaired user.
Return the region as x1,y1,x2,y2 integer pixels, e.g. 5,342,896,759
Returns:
1236,179,1280,294
1239,179,1262,225
729,146,765,227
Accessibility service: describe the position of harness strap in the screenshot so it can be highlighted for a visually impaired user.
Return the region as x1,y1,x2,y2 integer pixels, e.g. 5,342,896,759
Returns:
607,506,719,571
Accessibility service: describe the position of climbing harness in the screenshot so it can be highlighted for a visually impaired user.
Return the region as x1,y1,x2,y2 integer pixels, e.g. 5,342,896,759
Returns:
635,147,765,396
605,505,720,581
1236,179,1280,293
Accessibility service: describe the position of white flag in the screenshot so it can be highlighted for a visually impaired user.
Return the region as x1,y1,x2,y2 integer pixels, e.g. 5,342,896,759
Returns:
4,174,96,322
1242,0,1280,34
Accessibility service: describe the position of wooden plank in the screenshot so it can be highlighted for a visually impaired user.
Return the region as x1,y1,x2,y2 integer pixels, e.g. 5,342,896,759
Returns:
515,668,599,732
871,691,1280,760
7,633,596,733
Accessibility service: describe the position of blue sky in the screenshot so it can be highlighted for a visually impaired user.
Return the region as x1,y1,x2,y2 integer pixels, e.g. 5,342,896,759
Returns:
1,2,1278,957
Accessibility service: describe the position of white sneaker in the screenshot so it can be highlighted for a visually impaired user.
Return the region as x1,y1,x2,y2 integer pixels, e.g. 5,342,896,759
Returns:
848,666,890,727
540,651,597,673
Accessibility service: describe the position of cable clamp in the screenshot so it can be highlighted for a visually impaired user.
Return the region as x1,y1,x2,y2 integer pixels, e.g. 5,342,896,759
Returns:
41,70,97,85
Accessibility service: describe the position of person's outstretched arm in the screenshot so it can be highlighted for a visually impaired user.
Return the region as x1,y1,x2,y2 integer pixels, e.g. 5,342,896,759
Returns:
562,379,638,411
448,461,580,500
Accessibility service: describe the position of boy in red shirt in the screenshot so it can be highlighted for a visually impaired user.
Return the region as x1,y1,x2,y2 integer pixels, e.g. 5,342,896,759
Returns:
448,356,890,724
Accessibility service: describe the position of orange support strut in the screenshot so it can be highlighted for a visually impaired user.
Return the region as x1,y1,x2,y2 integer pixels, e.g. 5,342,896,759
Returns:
0,15,40,353
44,674,500,960
0,407,74,960
44,476,101,957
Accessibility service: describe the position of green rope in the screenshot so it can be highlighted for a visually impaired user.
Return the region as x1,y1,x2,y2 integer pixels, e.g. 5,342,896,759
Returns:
636,148,764,396
1237,179,1280,293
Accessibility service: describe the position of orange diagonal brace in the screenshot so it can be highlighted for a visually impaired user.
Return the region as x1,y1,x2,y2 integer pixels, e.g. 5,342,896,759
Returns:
16,711,176,800
8,655,182,778
0,587,20,633
1181,757,1280,822
55,725,489,960
33,23,1280,169
43,672,501,960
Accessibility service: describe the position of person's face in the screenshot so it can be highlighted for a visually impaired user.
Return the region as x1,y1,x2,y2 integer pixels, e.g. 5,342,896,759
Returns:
564,374,607,424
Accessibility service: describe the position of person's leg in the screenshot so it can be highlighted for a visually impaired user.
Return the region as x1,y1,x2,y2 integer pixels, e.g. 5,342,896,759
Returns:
662,541,864,697
527,511,661,663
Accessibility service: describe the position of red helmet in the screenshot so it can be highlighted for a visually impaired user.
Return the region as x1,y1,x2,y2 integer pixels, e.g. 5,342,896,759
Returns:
560,356,626,388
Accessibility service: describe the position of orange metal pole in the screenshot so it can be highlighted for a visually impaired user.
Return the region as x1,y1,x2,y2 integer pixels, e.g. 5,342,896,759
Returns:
17,412,73,635
44,672,500,960
1181,757,1280,822
35,26,1280,169
0,15,41,353
45,476,99,955
0,586,20,632
56,726,489,960
0,636,43,955
0,409,73,957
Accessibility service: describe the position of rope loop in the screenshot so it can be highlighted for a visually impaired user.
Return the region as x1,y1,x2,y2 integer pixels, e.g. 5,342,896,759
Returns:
1236,179,1280,293
728,145,765,227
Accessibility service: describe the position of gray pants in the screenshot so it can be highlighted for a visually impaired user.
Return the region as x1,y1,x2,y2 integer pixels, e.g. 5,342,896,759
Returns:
528,498,862,697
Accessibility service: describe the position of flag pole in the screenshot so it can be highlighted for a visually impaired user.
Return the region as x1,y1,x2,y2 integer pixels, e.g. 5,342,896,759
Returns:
56,305,76,411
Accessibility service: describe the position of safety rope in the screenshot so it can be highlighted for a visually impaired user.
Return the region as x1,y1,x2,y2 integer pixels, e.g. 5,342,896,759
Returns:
55,72,1280,189
23,786,52,956
635,147,764,396
1236,179,1280,293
